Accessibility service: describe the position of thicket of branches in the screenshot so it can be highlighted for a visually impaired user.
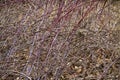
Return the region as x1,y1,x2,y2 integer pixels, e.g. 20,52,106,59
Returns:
0,0,120,80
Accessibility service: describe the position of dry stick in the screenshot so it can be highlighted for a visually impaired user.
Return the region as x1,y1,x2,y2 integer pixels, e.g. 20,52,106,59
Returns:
0,70,32,80
47,1,99,79
45,0,64,61
98,56,120,80
62,0,99,49
25,26,36,77
25,0,50,76
98,0,108,15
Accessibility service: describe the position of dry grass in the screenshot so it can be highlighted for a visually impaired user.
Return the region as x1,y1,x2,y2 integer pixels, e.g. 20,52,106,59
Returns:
0,0,120,80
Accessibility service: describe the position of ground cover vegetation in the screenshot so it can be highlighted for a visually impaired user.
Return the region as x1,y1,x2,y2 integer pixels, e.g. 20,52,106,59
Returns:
0,0,120,80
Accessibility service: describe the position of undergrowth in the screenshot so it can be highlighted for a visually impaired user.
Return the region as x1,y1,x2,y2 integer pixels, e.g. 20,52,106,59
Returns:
0,0,120,80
